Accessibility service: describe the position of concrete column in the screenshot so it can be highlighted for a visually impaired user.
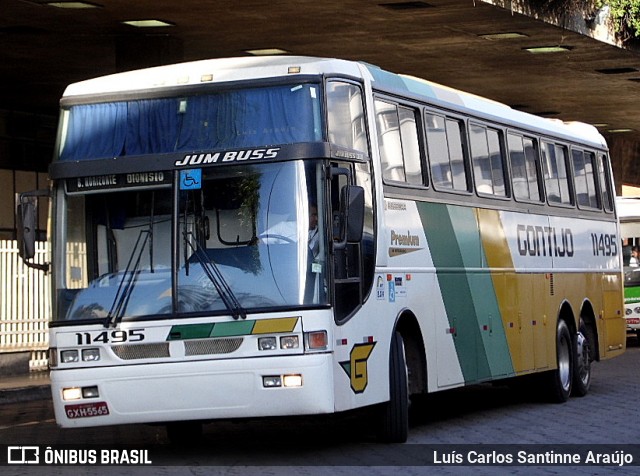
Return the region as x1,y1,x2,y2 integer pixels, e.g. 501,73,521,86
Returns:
605,135,640,193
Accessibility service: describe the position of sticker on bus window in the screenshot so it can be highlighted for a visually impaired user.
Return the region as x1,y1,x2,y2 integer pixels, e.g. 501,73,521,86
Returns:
180,169,202,190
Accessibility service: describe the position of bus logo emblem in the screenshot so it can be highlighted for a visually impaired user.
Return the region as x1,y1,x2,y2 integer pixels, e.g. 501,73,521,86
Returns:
340,342,376,394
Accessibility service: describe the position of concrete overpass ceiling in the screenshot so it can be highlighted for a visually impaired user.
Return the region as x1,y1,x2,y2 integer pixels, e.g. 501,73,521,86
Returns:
2,0,640,145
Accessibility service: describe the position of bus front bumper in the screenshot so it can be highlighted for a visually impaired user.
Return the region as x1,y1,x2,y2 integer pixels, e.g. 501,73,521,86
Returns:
50,353,335,428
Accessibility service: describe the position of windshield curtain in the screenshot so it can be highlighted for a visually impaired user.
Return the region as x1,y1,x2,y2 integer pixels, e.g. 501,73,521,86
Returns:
58,83,322,161
57,161,328,322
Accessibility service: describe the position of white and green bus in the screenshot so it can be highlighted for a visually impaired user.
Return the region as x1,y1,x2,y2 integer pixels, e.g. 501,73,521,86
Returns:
18,56,626,443
616,196,640,340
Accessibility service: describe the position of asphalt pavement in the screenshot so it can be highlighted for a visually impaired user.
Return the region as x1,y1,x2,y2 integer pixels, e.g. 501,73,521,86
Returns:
0,371,50,405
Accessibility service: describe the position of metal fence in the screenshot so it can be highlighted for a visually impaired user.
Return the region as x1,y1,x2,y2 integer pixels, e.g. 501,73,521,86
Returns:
0,240,50,371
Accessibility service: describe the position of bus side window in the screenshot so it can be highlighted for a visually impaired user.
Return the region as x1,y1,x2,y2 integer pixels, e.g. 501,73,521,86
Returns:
542,141,573,206
469,123,507,197
571,149,599,209
597,153,614,212
425,113,468,192
326,81,368,153
374,99,423,185
508,133,541,202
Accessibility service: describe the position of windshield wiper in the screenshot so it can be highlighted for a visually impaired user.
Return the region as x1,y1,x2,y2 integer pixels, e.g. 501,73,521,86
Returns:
183,231,246,320
104,229,150,328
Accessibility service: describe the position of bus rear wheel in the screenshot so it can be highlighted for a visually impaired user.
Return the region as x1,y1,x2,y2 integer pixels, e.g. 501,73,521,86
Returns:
572,318,592,397
378,331,409,443
544,319,573,403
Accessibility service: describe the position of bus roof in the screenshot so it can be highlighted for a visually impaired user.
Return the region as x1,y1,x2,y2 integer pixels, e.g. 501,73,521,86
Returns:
62,55,607,150
617,197,640,237
617,197,640,220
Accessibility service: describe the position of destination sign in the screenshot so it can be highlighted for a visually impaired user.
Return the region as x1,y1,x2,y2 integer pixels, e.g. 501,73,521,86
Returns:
66,172,171,193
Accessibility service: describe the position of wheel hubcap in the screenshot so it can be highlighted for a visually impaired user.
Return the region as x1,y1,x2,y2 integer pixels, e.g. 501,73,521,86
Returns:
576,331,590,384
558,333,571,391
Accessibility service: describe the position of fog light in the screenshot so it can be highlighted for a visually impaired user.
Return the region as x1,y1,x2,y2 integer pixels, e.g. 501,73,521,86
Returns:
283,374,303,387
61,350,79,363
635,307,640,314
62,387,82,401
258,337,277,351
82,386,100,398
262,376,282,388
280,335,299,349
627,308,633,315
82,348,101,362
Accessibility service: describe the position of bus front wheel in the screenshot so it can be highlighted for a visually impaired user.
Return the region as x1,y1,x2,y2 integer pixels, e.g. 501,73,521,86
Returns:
378,331,409,443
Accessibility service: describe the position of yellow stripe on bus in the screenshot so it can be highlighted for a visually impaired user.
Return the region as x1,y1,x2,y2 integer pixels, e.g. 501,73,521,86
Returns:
251,317,299,334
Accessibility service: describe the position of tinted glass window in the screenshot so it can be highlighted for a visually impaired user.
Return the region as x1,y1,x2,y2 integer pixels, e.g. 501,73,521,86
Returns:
509,133,541,202
470,124,507,197
426,113,468,191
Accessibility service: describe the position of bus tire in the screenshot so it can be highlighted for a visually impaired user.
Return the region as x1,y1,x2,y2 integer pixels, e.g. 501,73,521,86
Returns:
572,318,592,397
544,319,573,403
379,331,409,443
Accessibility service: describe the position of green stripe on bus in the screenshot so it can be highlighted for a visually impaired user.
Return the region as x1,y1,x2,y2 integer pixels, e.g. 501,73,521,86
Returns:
210,320,255,337
167,323,214,340
168,318,299,340
417,202,513,382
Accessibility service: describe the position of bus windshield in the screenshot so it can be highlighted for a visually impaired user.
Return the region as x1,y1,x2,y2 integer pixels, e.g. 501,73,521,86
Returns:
57,160,328,322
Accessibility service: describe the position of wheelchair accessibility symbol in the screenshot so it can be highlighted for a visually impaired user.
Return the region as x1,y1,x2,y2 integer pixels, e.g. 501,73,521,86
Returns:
180,169,202,190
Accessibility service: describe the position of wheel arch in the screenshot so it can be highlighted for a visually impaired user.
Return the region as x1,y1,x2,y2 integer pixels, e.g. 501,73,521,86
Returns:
579,299,600,362
393,309,427,396
558,300,576,333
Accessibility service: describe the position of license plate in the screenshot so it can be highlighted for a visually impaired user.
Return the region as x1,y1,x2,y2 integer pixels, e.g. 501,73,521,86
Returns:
65,402,110,419
626,318,640,325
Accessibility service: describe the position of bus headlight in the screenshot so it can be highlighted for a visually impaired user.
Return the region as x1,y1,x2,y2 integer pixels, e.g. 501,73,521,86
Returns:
258,337,277,351
82,348,101,362
61,350,79,363
280,335,299,349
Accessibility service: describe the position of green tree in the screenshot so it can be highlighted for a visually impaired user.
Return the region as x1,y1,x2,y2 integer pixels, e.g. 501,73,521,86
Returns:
596,0,640,40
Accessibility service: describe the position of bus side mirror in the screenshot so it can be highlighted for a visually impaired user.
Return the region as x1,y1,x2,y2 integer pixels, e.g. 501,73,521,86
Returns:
334,185,364,250
345,185,364,243
16,190,49,272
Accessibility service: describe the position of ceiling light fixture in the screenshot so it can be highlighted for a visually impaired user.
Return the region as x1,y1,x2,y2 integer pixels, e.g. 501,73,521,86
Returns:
607,128,634,133
46,1,101,7
523,46,572,54
122,20,174,28
480,32,528,40
245,48,289,56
